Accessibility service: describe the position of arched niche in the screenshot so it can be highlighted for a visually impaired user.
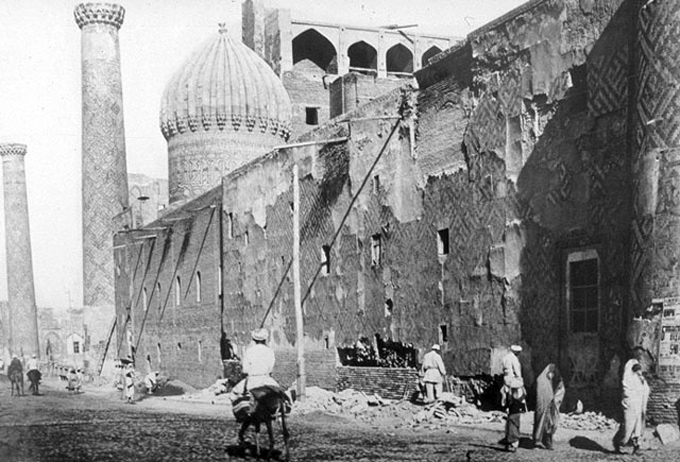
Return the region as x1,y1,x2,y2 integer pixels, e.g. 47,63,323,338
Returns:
348,41,377,74
386,43,413,74
293,28,338,74
421,46,443,67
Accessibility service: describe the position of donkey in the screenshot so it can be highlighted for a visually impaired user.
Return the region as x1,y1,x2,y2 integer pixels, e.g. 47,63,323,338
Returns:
233,385,291,461
9,369,24,397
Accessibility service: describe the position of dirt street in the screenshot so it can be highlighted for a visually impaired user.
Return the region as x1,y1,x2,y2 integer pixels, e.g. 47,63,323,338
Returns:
0,375,678,461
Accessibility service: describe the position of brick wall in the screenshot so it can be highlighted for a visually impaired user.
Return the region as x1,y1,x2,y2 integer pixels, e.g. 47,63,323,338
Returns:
329,73,406,118
336,366,419,400
115,187,224,389
648,381,680,424
274,348,337,390
282,62,331,138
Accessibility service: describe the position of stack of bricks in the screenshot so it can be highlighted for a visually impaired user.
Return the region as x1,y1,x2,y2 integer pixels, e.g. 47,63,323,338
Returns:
336,366,419,400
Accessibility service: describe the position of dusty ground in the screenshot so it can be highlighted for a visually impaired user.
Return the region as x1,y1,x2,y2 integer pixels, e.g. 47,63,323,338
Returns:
0,374,678,461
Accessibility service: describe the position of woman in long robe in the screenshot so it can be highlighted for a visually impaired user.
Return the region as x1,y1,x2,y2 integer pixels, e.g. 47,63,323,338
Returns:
613,359,650,454
533,364,565,449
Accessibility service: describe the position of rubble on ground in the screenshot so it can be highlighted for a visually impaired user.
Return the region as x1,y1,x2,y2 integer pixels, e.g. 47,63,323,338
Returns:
206,379,230,396
194,379,619,432
560,411,617,431
291,387,504,428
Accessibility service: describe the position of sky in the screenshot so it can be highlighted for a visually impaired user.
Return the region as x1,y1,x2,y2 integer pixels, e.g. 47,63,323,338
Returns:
0,0,526,309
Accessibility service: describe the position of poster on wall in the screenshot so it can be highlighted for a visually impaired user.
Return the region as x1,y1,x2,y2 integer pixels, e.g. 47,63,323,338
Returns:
658,297,680,379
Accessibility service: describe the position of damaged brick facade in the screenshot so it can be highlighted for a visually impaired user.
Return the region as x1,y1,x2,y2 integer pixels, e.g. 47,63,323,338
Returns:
114,0,680,421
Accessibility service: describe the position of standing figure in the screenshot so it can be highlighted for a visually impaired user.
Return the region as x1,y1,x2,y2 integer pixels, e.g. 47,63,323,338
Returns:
75,368,84,393
124,364,136,404
67,368,78,392
230,328,280,398
502,344,523,386
500,345,524,452
502,377,527,452
421,344,446,403
26,354,41,395
613,359,650,454
533,364,565,449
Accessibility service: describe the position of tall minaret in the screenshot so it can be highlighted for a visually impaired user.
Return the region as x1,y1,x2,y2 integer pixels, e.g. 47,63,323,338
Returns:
0,143,39,358
74,4,130,317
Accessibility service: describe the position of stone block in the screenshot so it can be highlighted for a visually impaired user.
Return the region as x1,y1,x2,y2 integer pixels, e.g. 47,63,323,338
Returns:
656,423,680,445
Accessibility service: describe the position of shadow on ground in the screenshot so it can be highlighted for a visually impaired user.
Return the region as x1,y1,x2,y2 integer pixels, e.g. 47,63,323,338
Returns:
226,442,286,461
569,436,612,453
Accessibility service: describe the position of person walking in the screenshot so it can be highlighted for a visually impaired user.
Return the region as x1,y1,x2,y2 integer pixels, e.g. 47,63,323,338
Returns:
533,363,565,449
613,359,650,454
26,354,41,395
500,345,525,452
501,377,527,452
124,364,136,404
421,344,446,403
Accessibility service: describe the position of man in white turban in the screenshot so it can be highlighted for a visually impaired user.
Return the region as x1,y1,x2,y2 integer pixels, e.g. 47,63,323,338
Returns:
231,328,280,396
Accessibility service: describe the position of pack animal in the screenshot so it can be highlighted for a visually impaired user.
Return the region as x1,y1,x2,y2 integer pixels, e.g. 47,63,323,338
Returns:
9,369,24,397
233,385,291,461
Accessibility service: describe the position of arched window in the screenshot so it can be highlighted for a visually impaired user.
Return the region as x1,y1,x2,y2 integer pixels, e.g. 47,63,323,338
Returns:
421,46,442,67
175,276,181,306
142,287,148,311
386,43,413,75
348,41,377,73
293,28,337,74
195,272,202,303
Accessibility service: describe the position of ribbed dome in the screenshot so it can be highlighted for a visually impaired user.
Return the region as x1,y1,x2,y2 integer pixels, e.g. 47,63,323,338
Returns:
160,28,291,142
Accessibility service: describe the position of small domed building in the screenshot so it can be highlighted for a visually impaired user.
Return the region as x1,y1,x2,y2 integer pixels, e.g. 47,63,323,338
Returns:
160,26,292,204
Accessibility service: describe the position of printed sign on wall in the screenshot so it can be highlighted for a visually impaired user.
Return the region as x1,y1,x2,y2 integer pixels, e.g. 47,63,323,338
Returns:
658,297,680,379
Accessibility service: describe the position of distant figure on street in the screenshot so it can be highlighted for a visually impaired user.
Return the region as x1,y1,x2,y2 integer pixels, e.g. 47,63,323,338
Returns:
421,344,446,403
26,354,41,395
144,371,159,394
502,344,523,386
75,368,84,393
500,345,525,452
67,368,77,392
124,364,135,404
533,363,565,450
613,359,649,454
230,328,279,397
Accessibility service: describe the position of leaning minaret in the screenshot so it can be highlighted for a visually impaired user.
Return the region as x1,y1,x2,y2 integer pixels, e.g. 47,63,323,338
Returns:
1,143,39,358
74,4,130,316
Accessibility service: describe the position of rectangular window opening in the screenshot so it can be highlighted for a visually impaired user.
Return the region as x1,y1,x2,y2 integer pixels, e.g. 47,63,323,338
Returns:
373,175,380,194
371,234,382,267
568,255,599,333
437,228,450,256
439,324,448,343
306,107,319,125
321,245,331,275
